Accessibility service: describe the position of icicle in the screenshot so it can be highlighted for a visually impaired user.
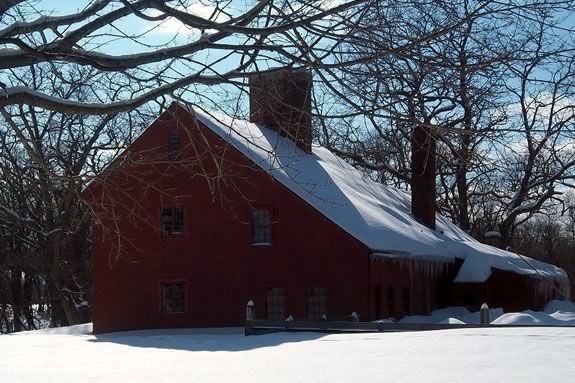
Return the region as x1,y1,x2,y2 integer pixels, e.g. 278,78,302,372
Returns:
376,256,453,280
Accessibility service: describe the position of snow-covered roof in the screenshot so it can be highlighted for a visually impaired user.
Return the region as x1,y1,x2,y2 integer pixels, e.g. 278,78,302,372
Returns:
182,104,568,287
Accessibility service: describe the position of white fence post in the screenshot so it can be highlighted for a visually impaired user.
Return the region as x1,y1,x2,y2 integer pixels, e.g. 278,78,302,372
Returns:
480,303,490,324
246,300,255,321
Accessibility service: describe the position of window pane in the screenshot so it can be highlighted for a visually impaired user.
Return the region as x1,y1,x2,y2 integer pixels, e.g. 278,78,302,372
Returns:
168,132,180,160
307,287,326,320
252,209,272,244
161,208,173,235
174,208,185,234
161,208,185,237
161,282,186,313
266,287,284,320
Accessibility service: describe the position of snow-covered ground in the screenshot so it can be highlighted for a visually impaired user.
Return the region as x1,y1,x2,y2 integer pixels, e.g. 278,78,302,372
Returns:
1,301,573,382
1,323,574,383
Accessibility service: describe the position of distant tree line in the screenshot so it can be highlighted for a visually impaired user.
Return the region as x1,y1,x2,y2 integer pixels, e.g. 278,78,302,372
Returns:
513,200,575,298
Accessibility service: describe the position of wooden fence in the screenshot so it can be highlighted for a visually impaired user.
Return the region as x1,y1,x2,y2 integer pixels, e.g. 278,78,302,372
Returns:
243,301,566,336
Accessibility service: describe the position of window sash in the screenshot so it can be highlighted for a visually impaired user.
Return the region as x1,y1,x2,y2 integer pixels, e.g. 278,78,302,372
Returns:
168,132,180,160
252,209,272,244
306,287,326,320
173,208,184,234
266,287,285,320
161,208,185,237
160,282,186,313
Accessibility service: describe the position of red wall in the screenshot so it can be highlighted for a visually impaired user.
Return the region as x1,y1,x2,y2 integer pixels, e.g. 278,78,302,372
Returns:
369,259,449,320
451,270,557,312
87,104,387,333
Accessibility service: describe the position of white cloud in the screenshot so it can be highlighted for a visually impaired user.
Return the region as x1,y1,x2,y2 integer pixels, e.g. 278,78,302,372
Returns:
151,2,231,36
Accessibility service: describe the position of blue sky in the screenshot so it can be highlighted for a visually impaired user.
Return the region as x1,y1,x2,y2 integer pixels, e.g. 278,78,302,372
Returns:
33,0,251,54
8,1,574,122
18,1,257,114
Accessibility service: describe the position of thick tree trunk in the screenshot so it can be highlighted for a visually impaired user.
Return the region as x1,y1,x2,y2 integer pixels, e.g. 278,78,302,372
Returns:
45,228,83,326
60,291,83,325
22,273,35,330
9,270,23,332
499,219,514,250
47,272,83,326
47,278,68,327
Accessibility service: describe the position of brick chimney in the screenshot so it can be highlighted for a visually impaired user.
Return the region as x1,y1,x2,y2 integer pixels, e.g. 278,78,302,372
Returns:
249,69,313,153
411,125,436,229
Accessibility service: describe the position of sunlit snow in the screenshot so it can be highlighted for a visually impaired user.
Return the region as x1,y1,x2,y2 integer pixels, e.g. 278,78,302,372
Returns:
1,323,573,383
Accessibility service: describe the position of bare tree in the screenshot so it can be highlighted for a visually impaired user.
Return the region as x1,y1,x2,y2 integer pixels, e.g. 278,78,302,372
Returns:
317,0,575,239
0,0,385,114
492,45,575,246
0,63,150,329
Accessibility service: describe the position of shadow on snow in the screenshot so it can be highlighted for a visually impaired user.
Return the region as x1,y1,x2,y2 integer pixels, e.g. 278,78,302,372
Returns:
88,327,327,352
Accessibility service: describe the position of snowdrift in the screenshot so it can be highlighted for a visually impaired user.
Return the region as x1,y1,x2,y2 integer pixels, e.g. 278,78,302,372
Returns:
380,300,575,326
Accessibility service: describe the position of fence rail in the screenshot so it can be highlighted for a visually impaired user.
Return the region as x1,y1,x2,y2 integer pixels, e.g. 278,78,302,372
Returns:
243,301,571,336
245,319,572,336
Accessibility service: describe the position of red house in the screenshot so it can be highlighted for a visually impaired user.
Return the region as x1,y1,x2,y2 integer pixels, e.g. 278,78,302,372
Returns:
86,70,569,334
